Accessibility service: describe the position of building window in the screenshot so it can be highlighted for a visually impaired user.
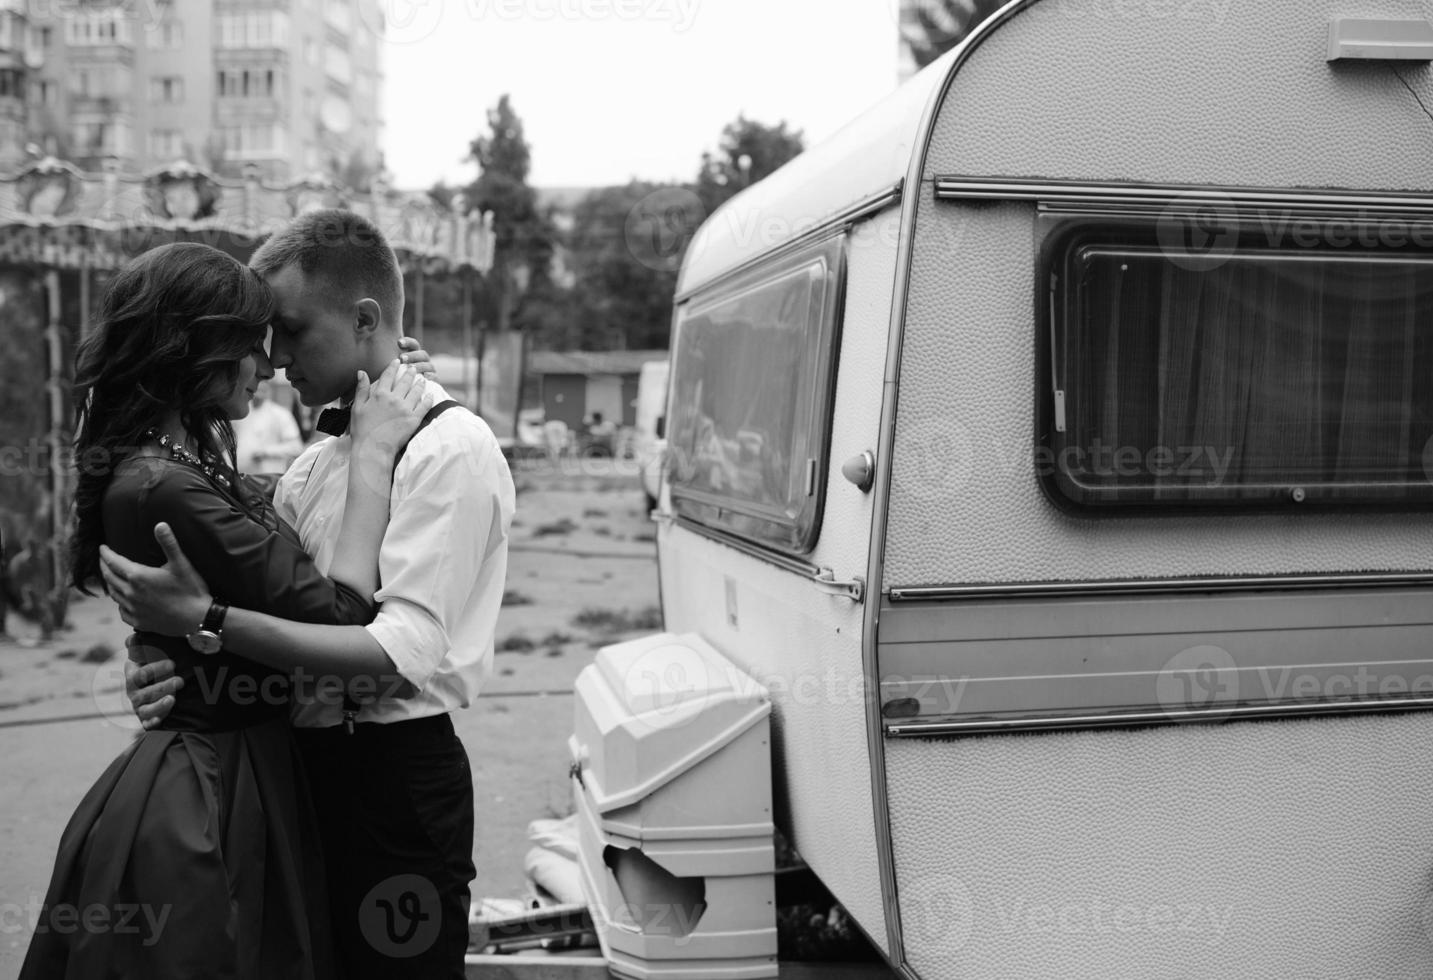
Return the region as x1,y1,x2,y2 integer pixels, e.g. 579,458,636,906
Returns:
325,0,351,34
668,235,846,552
146,20,184,49
72,117,132,156
0,69,23,100
217,68,277,99
39,26,52,47
70,64,132,99
149,76,183,104
304,39,319,65
220,123,288,159
1042,215,1433,508
324,43,351,83
218,12,291,49
148,128,184,160
65,10,134,47
36,79,55,106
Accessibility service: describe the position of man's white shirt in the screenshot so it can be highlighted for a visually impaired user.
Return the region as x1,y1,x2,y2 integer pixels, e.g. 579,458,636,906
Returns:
274,382,516,727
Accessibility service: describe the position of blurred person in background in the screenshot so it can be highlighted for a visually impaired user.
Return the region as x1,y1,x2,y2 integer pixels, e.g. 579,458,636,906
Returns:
234,378,304,474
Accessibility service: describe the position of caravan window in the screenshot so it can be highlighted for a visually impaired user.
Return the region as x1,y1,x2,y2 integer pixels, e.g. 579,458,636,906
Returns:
1044,218,1433,508
667,236,845,552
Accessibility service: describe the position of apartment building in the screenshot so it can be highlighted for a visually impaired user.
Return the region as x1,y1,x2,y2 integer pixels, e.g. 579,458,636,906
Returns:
5,0,384,182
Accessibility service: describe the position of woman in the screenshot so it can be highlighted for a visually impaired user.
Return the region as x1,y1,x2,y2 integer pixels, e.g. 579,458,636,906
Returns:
19,242,426,980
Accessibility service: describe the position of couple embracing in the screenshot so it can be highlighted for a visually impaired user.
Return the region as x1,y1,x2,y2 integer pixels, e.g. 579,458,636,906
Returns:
20,210,515,979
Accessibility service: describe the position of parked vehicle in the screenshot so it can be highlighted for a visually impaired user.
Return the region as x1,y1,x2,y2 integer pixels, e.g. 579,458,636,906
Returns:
640,4,1433,978
633,360,669,511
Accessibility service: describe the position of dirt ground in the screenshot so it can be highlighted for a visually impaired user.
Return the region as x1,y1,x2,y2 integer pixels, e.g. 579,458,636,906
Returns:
0,465,660,979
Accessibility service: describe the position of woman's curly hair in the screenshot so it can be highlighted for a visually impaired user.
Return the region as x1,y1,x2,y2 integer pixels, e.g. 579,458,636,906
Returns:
70,242,276,593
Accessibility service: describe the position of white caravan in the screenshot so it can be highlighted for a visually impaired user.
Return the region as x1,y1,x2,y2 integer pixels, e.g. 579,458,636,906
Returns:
654,3,1433,977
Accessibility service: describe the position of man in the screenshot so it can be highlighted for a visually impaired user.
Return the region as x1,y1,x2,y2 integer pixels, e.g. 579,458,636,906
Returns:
231,378,304,474
104,209,516,979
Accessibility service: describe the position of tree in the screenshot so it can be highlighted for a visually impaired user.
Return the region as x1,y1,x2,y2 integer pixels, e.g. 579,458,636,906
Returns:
553,116,804,353
694,115,805,215
463,95,555,334
904,0,1009,71
565,181,703,351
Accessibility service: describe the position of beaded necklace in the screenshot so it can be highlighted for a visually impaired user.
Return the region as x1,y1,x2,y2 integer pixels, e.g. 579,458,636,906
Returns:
146,429,232,489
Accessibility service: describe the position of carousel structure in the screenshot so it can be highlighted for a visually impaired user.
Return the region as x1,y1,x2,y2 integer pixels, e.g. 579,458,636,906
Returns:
0,155,495,638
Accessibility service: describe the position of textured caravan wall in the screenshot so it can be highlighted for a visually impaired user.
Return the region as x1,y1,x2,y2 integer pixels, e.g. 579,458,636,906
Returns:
886,712,1433,979
886,0,1433,587
659,211,899,951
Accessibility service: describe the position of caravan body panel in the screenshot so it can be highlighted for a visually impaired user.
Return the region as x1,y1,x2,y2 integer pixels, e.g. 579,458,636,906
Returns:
660,209,901,950
879,0,1433,976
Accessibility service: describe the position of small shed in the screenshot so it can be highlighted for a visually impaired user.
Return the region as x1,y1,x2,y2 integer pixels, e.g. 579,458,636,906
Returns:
528,350,668,432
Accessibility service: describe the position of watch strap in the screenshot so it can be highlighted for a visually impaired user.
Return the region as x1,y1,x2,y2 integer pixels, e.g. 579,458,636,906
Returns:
201,601,228,635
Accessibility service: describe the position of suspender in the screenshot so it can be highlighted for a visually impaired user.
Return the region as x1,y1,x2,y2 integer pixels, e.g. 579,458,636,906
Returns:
342,399,462,734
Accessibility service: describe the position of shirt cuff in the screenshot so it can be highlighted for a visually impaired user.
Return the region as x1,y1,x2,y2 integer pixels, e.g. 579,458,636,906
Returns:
364,598,450,693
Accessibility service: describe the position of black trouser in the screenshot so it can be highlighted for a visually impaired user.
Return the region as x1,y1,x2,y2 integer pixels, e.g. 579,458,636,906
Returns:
296,713,475,980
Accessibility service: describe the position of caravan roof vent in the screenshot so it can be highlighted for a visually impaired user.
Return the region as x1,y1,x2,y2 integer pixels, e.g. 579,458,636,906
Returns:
1328,17,1433,62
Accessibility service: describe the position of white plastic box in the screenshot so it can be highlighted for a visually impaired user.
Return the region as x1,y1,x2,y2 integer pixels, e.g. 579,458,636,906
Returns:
570,632,778,980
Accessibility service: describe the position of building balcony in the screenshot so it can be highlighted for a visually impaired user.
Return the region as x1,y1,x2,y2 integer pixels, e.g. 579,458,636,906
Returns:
69,94,131,115
215,99,283,123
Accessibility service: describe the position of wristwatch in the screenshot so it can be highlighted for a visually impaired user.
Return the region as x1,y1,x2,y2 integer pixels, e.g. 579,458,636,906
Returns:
186,601,228,655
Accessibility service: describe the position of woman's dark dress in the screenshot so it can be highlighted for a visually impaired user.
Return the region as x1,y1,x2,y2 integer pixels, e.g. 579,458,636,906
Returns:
19,456,374,980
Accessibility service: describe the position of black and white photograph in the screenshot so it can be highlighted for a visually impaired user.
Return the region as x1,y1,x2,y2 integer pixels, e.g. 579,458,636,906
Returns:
4,1,1433,978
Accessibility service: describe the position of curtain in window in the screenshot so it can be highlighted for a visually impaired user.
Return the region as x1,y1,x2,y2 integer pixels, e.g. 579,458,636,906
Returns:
1072,248,1433,502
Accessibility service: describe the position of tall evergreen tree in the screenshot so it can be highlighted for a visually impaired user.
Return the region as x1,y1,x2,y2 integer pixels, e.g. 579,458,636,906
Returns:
463,95,555,333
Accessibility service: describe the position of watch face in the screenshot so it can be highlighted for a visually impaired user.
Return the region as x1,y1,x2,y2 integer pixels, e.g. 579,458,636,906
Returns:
187,630,222,655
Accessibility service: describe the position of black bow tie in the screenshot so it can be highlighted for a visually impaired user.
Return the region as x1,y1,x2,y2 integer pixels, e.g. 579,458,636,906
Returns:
314,405,351,437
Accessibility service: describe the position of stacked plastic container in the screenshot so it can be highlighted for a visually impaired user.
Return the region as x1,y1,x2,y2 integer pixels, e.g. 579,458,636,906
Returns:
570,632,777,980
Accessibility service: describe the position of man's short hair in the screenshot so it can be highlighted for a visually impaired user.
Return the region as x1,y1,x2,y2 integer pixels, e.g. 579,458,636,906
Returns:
250,209,404,326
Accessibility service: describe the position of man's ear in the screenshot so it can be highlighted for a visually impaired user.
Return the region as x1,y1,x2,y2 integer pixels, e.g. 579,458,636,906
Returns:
354,297,382,339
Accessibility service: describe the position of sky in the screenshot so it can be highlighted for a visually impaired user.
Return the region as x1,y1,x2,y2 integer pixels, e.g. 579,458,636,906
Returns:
377,0,904,191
